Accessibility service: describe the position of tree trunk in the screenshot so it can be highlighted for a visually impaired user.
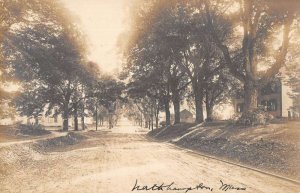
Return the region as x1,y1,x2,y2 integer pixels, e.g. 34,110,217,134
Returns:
243,80,258,113
194,84,204,124
150,107,154,131
74,103,78,131
164,98,171,126
205,92,213,122
109,114,113,129
81,84,85,130
151,114,154,131
170,78,181,125
63,107,69,131
95,106,98,131
145,118,148,128
206,103,213,122
81,115,85,130
195,98,204,124
155,107,159,129
173,93,180,124
165,84,171,126
62,92,71,131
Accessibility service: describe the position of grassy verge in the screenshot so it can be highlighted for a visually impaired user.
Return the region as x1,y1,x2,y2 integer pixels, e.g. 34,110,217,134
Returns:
147,121,300,180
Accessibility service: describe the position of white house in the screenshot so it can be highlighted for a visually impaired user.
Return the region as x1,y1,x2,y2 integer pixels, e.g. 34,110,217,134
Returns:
233,77,295,118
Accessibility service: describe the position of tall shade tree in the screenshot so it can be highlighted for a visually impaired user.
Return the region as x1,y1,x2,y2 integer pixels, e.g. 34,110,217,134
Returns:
123,1,233,124
4,0,91,130
0,0,31,117
201,0,300,116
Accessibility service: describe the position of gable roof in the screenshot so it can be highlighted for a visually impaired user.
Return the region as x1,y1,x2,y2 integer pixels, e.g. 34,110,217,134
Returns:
180,109,193,116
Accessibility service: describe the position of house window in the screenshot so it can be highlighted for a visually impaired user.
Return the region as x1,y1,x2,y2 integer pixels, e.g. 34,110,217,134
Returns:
261,100,268,111
267,99,277,111
236,103,244,113
261,82,280,95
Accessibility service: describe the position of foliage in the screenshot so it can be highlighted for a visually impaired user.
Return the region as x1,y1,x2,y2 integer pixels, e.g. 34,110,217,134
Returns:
236,107,273,126
1,0,125,131
16,123,51,136
121,1,234,124
202,0,300,113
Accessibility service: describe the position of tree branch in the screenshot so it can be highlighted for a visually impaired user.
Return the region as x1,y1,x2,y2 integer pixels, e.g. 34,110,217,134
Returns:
262,16,293,82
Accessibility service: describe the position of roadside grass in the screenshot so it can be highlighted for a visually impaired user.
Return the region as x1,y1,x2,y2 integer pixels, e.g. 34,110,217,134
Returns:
147,120,300,181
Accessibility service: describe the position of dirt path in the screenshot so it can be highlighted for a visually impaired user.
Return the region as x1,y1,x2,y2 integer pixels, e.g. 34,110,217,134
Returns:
0,130,299,193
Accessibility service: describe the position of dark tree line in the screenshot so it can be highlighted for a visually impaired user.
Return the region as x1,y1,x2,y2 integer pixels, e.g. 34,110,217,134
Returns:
120,0,300,126
1,0,300,129
1,0,124,130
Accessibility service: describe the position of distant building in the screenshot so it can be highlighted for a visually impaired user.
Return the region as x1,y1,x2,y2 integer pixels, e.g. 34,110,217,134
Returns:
169,109,194,124
233,78,294,118
180,109,194,123
40,115,62,127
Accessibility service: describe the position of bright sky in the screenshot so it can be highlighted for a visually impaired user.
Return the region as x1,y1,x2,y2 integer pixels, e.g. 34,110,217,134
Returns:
61,0,128,73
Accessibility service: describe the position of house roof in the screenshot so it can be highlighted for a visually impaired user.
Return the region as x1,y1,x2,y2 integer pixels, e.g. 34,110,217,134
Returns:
180,109,193,116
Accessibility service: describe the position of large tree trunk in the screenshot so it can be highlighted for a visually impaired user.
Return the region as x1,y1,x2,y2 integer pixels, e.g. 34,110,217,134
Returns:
193,80,204,124
206,107,213,122
205,102,213,122
195,97,204,123
74,103,78,131
63,106,69,131
164,97,171,126
155,107,159,129
243,79,258,113
205,92,213,122
172,93,180,124
170,79,181,124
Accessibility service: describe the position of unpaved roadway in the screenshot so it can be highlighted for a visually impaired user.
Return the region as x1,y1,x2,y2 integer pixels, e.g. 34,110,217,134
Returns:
0,128,299,193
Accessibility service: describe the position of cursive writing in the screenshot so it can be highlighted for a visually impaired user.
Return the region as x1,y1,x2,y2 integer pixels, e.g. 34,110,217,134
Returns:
219,180,246,191
132,179,213,193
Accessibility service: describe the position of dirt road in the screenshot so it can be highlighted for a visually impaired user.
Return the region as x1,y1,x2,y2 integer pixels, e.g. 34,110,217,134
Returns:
0,128,299,193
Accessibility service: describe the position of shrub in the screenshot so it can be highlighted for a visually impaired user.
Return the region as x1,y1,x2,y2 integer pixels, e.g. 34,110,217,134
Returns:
236,107,273,126
160,121,166,127
15,124,51,136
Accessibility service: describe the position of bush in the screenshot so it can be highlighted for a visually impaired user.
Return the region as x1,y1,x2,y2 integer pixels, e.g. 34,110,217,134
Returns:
212,111,223,121
160,121,166,127
236,108,273,126
15,124,51,136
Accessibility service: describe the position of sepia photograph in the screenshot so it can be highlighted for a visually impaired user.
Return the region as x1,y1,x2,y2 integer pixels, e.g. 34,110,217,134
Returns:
0,0,300,192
